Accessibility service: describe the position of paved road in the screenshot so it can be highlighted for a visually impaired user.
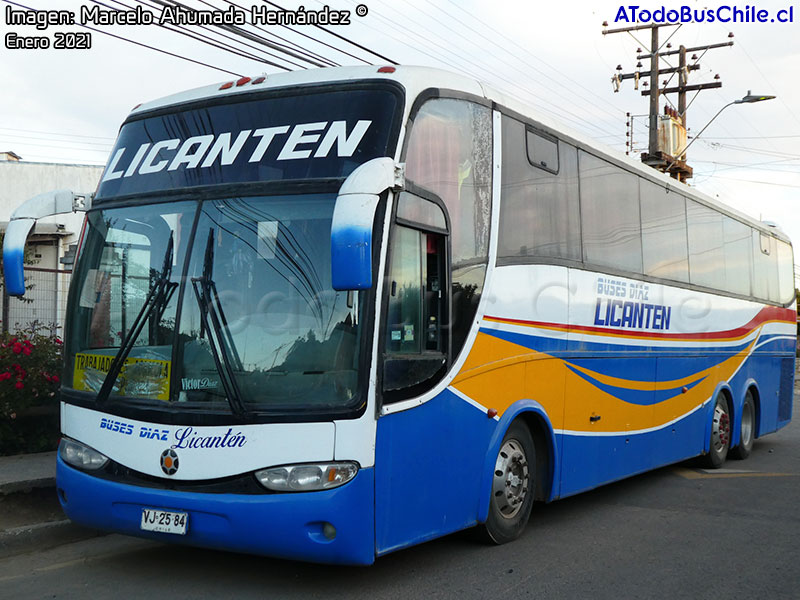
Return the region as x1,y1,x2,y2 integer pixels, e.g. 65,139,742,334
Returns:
2,379,799,599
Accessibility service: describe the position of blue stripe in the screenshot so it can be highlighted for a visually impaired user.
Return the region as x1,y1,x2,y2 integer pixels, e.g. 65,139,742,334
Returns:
564,364,706,406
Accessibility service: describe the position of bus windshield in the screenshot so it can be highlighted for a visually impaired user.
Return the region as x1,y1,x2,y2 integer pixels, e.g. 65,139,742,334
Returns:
65,193,363,416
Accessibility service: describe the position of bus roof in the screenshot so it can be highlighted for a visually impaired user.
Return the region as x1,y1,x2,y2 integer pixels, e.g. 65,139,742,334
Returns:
129,65,790,244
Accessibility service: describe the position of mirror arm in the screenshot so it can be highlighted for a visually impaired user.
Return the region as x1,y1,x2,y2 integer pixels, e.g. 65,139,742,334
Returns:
3,190,93,296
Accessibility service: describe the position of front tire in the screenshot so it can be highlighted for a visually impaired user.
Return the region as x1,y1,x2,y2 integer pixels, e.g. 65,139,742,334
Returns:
702,393,731,468
730,390,755,460
482,422,536,544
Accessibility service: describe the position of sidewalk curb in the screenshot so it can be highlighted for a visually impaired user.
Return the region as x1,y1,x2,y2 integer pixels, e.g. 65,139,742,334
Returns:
0,476,56,496
0,519,104,559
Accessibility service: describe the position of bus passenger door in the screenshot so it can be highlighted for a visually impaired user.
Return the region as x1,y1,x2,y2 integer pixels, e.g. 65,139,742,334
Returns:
374,216,493,555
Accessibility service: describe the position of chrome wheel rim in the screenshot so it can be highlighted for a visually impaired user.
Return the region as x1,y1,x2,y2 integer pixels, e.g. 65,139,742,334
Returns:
492,439,529,519
741,399,754,447
711,400,730,454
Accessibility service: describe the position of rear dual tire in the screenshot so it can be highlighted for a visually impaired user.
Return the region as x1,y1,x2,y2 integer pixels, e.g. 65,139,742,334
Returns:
730,390,755,460
702,393,731,469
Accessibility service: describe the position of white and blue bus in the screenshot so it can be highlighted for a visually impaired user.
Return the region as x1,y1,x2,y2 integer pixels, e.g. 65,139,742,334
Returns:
4,66,796,564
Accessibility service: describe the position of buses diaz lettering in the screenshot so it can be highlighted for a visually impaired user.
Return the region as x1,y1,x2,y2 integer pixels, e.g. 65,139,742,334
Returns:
102,119,372,182
172,427,247,449
99,419,246,449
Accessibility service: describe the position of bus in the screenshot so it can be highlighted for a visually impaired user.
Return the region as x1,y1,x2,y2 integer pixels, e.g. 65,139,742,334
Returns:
4,66,796,565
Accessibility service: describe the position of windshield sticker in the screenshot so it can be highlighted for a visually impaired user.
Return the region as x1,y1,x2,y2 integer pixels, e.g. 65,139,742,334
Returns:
74,352,171,401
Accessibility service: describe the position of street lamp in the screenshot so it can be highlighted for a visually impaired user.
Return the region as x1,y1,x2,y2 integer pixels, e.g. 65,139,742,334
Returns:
666,90,776,174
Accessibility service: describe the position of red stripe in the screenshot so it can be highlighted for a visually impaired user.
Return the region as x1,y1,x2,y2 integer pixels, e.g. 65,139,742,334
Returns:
485,305,796,341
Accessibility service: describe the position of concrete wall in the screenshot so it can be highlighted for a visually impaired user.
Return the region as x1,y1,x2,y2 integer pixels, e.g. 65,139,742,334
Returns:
0,160,104,332
0,160,104,249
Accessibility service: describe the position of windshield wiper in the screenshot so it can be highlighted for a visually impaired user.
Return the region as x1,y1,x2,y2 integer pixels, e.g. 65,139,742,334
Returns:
191,228,250,420
96,234,175,406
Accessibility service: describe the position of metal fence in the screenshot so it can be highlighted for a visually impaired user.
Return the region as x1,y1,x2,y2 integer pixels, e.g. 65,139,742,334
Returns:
1,267,72,335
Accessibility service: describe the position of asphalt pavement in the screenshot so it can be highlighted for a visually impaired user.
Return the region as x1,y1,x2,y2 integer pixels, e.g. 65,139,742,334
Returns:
0,364,798,598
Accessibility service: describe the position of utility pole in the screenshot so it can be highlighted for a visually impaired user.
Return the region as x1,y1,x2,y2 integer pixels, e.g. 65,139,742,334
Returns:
604,22,734,182
647,25,659,168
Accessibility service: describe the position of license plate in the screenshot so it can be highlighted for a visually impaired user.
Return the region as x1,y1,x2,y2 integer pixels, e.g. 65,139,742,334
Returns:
140,508,188,535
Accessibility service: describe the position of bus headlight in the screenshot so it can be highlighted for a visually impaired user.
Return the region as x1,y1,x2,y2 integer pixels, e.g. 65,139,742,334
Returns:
254,462,358,492
59,438,109,471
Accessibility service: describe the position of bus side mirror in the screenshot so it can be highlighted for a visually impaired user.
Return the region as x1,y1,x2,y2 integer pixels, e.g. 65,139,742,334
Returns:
2,190,92,296
331,158,403,290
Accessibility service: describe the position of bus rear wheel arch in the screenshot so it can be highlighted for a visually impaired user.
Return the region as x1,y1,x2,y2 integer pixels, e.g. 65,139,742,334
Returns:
481,420,537,544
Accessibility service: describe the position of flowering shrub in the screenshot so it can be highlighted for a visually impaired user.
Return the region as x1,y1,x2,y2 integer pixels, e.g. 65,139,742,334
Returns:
0,323,63,455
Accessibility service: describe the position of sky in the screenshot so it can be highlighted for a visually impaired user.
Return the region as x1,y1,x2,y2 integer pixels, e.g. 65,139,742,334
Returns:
1,0,799,285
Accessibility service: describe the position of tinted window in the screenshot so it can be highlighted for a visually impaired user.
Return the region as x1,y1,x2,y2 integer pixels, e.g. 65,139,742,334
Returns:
640,181,688,281
579,152,642,273
396,191,447,231
722,217,752,295
777,240,795,304
499,116,580,260
385,226,422,354
753,231,780,301
687,200,725,289
526,128,559,173
405,98,492,358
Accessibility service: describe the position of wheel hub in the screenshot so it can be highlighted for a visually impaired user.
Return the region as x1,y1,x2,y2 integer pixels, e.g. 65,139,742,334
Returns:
712,403,730,452
492,439,529,519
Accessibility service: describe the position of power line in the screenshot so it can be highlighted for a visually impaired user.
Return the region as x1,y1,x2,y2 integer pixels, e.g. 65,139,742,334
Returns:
697,175,800,188
0,126,116,142
263,0,398,65
207,0,340,66
699,135,800,140
699,140,800,159
0,137,112,153
148,0,315,69
0,132,114,149
417,0,625,125
441,0,626,121
117,0,307,70
347,0,621,140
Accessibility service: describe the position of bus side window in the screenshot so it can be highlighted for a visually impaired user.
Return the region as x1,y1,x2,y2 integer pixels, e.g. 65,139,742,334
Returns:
404,98,492,362
383,215,448,400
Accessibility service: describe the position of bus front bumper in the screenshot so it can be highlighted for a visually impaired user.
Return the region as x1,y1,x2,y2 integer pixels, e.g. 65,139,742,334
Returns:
56,455,376,565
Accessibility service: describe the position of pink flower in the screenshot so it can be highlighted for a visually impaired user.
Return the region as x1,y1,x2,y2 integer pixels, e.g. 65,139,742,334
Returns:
0,372,10,381
12,342,22,354
14,382,23,390
21,346,31,356
50,374,60,383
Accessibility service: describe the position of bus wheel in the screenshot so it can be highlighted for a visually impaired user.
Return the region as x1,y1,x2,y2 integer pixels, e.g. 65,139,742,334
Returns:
483,422,536,544
702,393,731,468
730,390,755,460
